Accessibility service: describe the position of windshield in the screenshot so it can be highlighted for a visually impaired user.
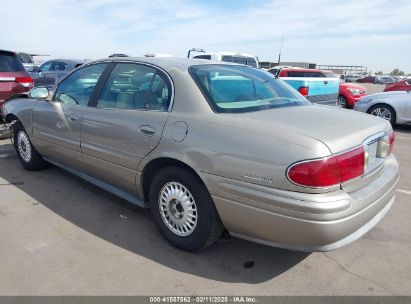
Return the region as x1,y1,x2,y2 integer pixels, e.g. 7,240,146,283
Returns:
189,64,311,113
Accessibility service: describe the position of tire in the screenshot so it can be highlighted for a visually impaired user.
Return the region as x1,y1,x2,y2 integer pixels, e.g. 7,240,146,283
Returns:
338,95,349,108
13,121,48,170
149,166,224,251
367,104,396,126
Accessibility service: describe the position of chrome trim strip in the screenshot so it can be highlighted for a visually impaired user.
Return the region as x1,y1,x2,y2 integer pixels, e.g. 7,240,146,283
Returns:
0,77,15,81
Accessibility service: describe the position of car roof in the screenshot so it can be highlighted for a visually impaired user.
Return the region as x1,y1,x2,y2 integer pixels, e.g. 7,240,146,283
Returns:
43,58,86,65
0,49,17,55
279,67,328,73
198,51,257,58
91,56,238,71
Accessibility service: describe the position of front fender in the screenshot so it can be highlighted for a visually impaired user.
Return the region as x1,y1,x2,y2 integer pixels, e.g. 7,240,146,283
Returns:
3,98,39,136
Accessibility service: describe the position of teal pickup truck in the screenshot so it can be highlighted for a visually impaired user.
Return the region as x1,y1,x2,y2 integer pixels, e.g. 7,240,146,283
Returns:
268,67,340,106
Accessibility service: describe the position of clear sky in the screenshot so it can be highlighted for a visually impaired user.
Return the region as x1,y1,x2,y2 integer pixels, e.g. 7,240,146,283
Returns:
1,0,410,73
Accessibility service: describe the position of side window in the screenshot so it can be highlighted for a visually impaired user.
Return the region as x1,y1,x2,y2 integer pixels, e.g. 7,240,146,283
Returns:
54,63,107,106
97,63,171,111
406,79,411,85
53,62,67,71
193,55,211,60
232,57,247,65
221,55,233,62
39,61,52,72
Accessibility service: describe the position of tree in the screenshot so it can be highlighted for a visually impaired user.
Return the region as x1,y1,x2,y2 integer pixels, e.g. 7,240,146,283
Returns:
390,68,405,76
375,71,383,75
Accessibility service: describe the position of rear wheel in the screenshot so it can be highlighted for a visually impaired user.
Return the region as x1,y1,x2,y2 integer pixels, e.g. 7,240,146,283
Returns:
368,104,396,125
13,121,48,170
149,166,224,251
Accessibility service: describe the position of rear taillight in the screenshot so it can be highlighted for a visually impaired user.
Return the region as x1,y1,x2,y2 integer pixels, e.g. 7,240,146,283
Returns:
389,131,395,155
15,77,33,88
287,146,365,188
298,86,309,96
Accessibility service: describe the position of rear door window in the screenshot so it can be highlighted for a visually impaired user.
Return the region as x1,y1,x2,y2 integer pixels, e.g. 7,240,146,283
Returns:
96,63,171,111
0,52,25,72
52,62,67,71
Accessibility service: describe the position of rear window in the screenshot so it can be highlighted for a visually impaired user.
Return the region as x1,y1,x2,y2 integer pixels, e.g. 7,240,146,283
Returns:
286,71,337,78
323,72,338,78
189,64,310,113
0,52,25,72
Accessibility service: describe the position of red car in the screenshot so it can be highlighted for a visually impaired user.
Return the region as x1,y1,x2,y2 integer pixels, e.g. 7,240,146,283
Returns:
384,79,411,92
338,82,367,108
0,50,33,117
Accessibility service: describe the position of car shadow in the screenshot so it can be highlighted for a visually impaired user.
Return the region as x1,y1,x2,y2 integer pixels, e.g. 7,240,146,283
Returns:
0,140,309,284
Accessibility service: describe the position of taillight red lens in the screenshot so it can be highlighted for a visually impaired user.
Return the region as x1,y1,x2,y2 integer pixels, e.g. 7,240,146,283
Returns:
389,131,395,154
335,146,364,182
288,157,341,187
15,77,33,88
288,147,365,188
298,86,309,96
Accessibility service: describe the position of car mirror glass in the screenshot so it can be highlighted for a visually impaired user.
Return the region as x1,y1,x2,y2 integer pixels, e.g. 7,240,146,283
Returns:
29,87,49,100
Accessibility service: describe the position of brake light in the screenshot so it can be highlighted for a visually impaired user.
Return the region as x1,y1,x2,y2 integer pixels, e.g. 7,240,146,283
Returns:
389,131,395,154
287,146,365,188
15,77,33,88
298,86,309,96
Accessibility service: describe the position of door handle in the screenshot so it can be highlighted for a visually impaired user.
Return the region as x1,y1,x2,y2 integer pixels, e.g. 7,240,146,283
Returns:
138,125,156,136
67,114,78,123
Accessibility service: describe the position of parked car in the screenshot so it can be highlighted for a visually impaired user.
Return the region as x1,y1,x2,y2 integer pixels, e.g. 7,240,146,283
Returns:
192,51,258,68
2,57,399,252
268,67,340,105
344,74,363,82
108,53,129,58
31,59,86,88
357,76,379,83
338,82,367,108
392,76,406,82
384,79,411,92
0,50,33,119
17,52,39,72
377,76,395,84
354,91,411,125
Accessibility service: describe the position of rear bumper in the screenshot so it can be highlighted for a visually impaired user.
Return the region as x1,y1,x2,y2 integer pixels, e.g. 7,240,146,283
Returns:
202,155,399,251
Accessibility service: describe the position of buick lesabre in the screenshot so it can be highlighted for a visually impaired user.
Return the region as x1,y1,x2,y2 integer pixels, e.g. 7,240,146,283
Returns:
2,57,399,251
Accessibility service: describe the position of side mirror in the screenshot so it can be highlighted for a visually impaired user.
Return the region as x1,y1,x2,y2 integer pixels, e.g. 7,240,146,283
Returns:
31,66,39,73
29,87,50,100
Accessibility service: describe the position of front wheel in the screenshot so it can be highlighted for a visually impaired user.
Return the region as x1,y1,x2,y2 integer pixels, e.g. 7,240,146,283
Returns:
149,166,224,251
13,121,48,170
368,104,396,125
338,95,349,108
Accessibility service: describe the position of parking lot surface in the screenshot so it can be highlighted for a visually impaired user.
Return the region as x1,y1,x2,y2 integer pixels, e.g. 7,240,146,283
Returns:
0,89,410,295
